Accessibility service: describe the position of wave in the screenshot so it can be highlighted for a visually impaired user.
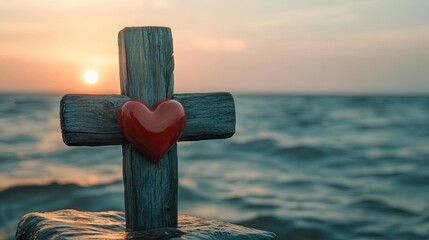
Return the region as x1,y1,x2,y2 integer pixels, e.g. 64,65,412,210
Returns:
0,181,124,238
238,213,429,240
396,174,429,186
348,198,417,217
271,145,336,160
238,216,337,240
227,138,278,153
226,137,341,161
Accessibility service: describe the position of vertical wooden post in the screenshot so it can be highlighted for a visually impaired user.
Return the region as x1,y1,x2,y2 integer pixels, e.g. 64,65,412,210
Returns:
118,27,177,230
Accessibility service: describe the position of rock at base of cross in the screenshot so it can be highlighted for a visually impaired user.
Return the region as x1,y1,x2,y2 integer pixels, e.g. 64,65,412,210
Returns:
15,209,277,240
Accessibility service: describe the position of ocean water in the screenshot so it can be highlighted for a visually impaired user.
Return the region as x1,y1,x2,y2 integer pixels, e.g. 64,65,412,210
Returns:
0,93,429,240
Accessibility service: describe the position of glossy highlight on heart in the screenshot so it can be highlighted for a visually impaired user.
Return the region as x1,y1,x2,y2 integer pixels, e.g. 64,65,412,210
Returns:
117,99,186,163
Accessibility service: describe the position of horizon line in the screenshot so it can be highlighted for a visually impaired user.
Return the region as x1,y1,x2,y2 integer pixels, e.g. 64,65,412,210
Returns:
1,90,428,96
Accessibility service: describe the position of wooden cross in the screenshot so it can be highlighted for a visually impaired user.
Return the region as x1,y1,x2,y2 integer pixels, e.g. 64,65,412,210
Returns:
60,27,235,231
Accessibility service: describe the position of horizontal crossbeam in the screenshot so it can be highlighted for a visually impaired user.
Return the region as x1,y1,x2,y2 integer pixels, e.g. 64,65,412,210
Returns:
60,93,235,146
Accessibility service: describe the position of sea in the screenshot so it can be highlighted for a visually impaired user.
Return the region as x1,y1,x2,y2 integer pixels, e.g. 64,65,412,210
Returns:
0,93,428,240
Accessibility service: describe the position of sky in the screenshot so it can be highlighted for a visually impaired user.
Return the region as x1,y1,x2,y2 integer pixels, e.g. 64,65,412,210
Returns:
1,0,429,94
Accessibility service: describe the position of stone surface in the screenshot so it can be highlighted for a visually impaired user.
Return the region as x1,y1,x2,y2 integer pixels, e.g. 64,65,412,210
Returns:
16,210,277,240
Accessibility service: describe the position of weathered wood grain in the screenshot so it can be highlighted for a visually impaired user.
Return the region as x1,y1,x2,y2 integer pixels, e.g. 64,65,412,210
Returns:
58,26,237,231
60,92,235,146
120,27,177,230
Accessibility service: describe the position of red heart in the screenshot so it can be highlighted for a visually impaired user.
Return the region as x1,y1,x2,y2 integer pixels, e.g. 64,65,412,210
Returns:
117,99,186,163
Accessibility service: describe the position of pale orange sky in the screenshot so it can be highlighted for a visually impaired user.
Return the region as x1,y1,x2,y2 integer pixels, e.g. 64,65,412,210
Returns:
1,1,429,94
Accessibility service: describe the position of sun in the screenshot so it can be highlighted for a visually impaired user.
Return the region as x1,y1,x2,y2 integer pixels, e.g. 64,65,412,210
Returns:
84,70,99,84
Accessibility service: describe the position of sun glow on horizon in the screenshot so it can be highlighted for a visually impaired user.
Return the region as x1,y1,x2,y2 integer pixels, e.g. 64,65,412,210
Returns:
84,70,99,84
